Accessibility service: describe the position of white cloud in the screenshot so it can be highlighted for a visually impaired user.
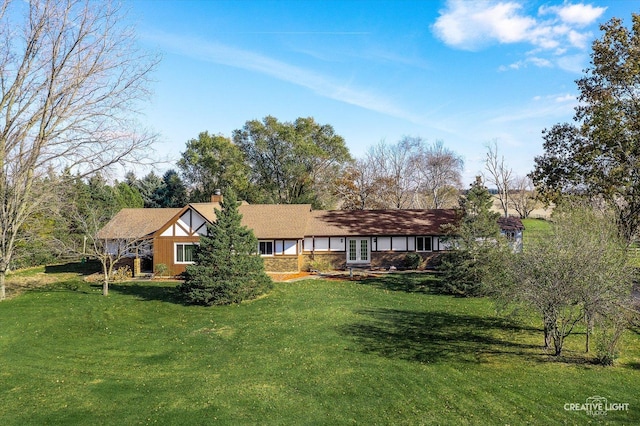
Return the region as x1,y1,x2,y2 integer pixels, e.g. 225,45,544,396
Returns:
541,3,606,26
532,92,577,103
567,29,590,48
433,0,606,71
432,0,535,50
556,53,588,73
498,56,552,71
554,93,576,102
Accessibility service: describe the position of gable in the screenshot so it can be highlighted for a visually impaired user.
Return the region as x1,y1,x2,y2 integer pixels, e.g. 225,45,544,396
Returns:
97,208,182,240
158,206,210,237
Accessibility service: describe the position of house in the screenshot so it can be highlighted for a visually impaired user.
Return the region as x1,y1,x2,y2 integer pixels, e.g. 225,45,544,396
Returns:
497,216,525,252
97,193,523,276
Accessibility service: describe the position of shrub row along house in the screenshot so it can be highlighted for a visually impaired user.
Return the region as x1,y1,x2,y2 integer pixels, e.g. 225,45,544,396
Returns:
97,192,523,276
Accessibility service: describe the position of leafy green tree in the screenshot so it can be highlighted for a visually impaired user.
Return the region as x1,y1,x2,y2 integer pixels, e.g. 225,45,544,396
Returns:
179,190,273,305
233,116,351,207
495,205,634,359
178,132,250,202
531,15,640,242
437,177,502,296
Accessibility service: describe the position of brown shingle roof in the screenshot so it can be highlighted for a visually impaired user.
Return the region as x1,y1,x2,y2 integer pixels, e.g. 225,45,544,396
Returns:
305,209,459,236
497,216,525,231
238,204,312,239
96,208,182,239
98,204,460,241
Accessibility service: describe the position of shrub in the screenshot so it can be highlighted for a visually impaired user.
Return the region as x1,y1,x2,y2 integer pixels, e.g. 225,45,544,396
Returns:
436,251,484,296
154,263,169,278
404,253,422,270
111,266,132,282
308,258,334,273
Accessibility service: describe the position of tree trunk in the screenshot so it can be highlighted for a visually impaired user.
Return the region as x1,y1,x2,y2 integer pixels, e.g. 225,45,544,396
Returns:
103,270,109,296
544,325,551,349
553,334,563,356
0,269,5,300
101,258,110,296
585,313,593,353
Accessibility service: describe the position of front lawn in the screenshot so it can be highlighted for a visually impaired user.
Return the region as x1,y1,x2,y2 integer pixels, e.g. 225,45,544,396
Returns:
0,271,639,424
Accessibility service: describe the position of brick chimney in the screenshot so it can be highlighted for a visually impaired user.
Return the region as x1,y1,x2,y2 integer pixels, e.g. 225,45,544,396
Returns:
211,189,223,203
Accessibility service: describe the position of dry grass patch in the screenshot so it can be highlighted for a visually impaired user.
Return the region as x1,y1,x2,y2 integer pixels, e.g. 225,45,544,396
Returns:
4,271,59,299
267,271,313,282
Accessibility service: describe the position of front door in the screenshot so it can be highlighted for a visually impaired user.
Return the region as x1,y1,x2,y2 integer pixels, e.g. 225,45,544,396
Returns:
347,238,370,264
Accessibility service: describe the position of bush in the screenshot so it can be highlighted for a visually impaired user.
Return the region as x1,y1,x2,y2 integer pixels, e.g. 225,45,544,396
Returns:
435,251,484,296
111,266,132,282
154,263,169,278
404,253,422,270
308,257,334,273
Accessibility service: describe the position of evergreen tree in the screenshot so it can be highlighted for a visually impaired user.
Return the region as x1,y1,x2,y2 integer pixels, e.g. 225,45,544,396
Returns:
113,182,144,209
156,169,188,208
437,176,503,296
130,172,164,208
178,190,273,305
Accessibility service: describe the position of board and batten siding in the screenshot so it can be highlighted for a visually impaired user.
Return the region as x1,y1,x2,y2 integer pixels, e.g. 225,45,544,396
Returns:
153,236,200,276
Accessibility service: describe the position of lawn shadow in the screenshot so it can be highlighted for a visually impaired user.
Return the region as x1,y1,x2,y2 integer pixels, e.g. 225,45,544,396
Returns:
340,308,544,364
359,272,444,295
106,282,185,304
45,260,101,276
626,361,640,370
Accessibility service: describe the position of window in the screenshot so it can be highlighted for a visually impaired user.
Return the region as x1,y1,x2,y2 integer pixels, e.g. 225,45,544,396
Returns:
502,231,516,241
176,243,197,263
259,241,273,256
416,236,432,252
376,237,391,251
391,237,407,251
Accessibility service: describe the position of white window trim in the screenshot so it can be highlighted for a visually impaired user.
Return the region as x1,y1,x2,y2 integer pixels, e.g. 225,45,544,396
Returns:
175,242,199,264
259,240,274,257
416,236,433,252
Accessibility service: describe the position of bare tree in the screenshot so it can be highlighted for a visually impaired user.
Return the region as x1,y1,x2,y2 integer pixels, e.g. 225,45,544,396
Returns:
60,205,144,296
415,140,463,208
0,0,158,300
367,137,421,209
334,158,387,210
92,215,147,297
509,175,537,219
483,140,513,217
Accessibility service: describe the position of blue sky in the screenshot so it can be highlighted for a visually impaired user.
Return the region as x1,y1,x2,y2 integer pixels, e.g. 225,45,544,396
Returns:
130,0,638,185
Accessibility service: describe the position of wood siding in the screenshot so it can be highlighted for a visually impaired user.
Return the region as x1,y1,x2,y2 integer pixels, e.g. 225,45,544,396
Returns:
153,236,200,276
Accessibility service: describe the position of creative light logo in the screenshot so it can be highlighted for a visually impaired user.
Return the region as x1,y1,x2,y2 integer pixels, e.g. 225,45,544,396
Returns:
564,396,629,416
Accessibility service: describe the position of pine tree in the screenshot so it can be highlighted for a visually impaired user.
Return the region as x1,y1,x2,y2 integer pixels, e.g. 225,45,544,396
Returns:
437,176,502,296
178,190,273,305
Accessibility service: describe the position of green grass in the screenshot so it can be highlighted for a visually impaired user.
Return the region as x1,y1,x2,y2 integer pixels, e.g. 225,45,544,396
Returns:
1,271,639,425
521,217,552,235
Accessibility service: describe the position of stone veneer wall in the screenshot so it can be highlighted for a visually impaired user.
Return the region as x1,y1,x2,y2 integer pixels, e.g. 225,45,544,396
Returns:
303,251,442,271
302,253,346,271
262,256,301,273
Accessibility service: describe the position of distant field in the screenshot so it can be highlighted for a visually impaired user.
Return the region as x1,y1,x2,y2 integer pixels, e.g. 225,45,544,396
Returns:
490,195,553,219
1,268,639,424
